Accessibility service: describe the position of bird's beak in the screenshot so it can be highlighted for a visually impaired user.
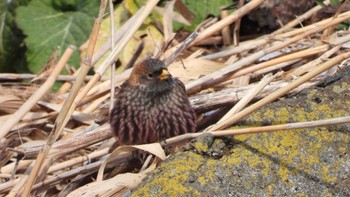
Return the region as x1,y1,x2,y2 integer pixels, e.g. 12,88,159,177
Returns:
159,68,171,80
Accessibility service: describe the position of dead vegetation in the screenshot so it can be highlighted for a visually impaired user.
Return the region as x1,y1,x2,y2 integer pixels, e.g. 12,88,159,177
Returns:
1,0,350,196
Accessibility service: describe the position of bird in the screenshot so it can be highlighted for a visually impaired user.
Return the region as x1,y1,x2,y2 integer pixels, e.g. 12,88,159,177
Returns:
109,58,196,145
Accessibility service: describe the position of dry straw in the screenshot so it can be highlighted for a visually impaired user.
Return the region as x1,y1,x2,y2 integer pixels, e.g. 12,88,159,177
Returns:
2,0,350,196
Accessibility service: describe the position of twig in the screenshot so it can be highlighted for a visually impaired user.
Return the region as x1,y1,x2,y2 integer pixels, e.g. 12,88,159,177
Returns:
191,74,329,114
186,11,350,94
20,1,109,195
3,110,337,195
232,0,244,46
162,0,175,42
91,7,144,66
31,152,132,191
0,46,75,140
0,148,109,193
252,59,300,77
48,148,109,174
6,124,110,194
274,0,331,34
0,179,18,193
8,161,35,196
109,0,116,111
164,115,350,145
288,45,341,78
277,10,350,38
73,0,160,115
230,44,330,79
192,0,265,45
207,72,282,131
202,8,347,61
83,94,110,113
163,32,199,66
57,67,81,95
220,8,232,46
15,124,110,160
215,51,350,127
1,160,33,175
0,73,104,81
322,0,348,38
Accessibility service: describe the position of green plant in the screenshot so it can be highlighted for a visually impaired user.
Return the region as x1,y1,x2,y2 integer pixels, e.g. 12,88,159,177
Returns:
15,0,99,73
0,0,28,72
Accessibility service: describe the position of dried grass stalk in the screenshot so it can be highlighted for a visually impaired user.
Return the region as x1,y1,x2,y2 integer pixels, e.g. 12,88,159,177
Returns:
220,51,350,127
2,1,350,196
186,11,350,94
20,1,109,194
165,116,350,145
0,46,75,140
193,0,265,45
208,72,282,131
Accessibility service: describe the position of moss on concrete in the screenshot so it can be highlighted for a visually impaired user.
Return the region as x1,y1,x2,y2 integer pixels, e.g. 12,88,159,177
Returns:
132,69,350,196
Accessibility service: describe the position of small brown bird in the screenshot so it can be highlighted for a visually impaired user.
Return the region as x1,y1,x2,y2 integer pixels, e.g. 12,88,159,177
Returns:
109,58,196,145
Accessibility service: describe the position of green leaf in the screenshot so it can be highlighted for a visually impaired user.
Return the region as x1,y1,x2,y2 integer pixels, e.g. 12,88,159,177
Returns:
16,0,99,73
175,0,232,31
0,0,28,72
330,0,340,6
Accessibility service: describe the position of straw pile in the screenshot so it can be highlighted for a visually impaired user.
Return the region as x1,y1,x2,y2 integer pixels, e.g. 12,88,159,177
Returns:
1,0,350,196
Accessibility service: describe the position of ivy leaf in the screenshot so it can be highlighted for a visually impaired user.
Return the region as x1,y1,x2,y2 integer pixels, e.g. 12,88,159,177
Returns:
16,0,99,73
175,0,232,31
0,0,28,72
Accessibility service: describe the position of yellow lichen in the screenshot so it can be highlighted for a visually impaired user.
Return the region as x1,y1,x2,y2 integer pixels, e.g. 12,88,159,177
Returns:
267,184,275,196
198,176,206,185
278,165,290,181
274,107,290,123
332,85,343,94
306,89,318,100
203,159,216,182
132,152,203,196
133,78,350,195
192,140,209,153
263,109,277,122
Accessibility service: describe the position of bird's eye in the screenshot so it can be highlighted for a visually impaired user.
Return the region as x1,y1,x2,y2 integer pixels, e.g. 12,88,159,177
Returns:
148,73,153,78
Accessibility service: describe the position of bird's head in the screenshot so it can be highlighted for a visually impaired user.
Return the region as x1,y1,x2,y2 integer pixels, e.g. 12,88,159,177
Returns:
128,58,174,92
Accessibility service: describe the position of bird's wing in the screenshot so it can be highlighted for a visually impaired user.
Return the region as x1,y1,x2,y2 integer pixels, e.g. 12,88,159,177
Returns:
174,78,187,94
